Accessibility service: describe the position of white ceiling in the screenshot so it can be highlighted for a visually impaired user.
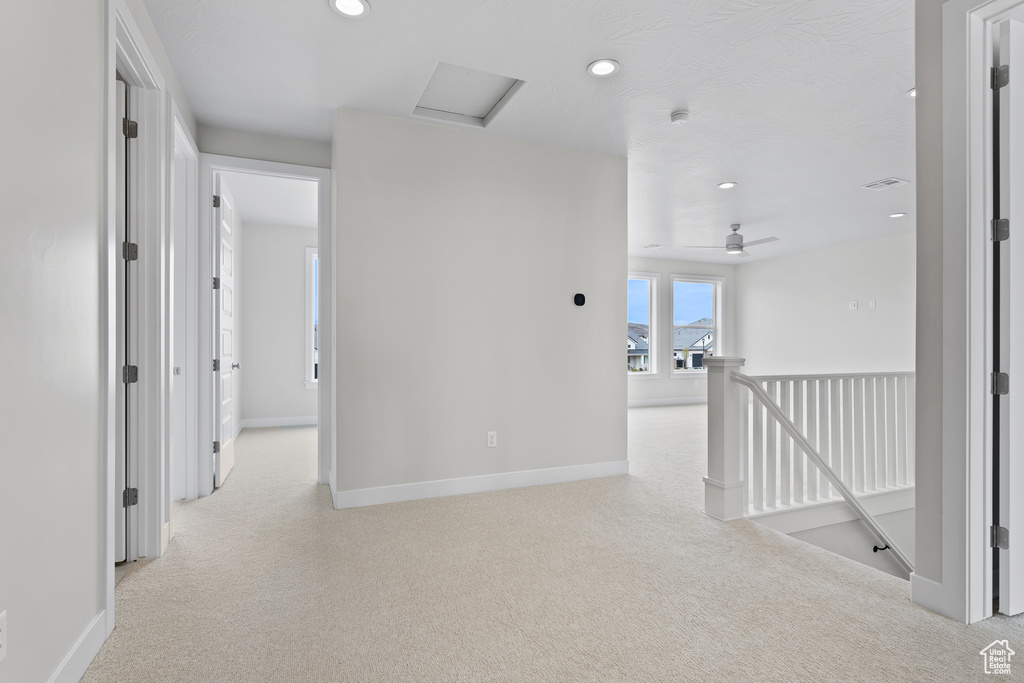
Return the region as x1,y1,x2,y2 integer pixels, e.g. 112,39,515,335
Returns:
143,0,915,263
219,171,319,229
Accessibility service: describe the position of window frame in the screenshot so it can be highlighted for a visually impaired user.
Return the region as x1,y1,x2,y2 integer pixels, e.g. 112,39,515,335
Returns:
305,246,318,389
671,275,723,375
627,272,659,376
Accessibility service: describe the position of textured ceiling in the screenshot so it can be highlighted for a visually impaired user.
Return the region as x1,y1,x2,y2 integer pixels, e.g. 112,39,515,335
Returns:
142,0,915,262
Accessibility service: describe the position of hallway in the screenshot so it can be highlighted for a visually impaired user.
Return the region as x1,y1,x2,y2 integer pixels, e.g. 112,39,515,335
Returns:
84,408,1024,682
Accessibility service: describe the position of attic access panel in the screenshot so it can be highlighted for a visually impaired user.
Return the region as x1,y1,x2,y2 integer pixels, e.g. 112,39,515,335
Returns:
413,62,524,128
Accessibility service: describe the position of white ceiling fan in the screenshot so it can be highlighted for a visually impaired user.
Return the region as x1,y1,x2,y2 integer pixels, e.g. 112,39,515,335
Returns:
683,224,779,257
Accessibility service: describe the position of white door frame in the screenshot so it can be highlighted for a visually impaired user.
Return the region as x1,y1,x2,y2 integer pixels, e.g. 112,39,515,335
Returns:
169,107,200,514
103,0,173,636
198,154,333,495
924,0,1024,624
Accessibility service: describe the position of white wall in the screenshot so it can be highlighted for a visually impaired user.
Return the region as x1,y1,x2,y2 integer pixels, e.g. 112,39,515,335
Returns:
790,508,915,580
626,257,736,407
333,109,626,497
239,222,319,423
913,0,945,589
198,126,331,169
0,3,106,680
735,232,916,376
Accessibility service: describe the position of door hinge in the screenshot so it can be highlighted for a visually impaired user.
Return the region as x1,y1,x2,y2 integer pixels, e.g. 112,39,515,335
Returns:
212,195,221,208
122,488,139,508
992,525,1010,549
993,372,1010,395
122,117,138,139
213,276,221,290
122,241,138,261
122,365,138,384
213,441,221,454
993,65,1010,90
992,219,1010,242
213,359,220,372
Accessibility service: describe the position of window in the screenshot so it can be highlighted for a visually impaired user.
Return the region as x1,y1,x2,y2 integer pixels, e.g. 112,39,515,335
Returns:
305,247,318,388
627,274,657,374
673,278,718,371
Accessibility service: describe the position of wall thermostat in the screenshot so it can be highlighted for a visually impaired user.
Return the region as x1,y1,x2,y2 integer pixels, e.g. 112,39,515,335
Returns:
574,293,586,306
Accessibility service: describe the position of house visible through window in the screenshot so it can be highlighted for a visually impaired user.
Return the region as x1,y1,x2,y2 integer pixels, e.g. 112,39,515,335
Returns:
305,247,318,387
627,275,656,373
673,279,715,371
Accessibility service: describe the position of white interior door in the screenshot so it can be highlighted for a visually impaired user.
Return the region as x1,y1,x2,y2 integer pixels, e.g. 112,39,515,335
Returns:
998,18,1024,616
114,80,127,562
214,176,237,487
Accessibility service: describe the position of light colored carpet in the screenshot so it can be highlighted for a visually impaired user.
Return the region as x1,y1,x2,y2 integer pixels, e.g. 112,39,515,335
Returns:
84,406,1023,682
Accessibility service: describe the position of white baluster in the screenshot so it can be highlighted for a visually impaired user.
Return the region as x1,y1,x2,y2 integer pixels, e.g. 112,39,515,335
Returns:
793,380,804,504
907,375,916,484
864,377,877,491
780,381,791,506
753,388,764,512
896,375,908,486
806,380,818,502
875,377,887,489
830,379,842,498
853,377,865,493
766,381,778,508
886,376,898,487
819,379,831,499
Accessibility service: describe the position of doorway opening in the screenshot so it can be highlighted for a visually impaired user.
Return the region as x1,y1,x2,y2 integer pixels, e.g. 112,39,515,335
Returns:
185,155,333,501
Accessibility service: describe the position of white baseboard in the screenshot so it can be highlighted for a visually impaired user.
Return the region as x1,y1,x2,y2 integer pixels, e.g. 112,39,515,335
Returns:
333,460,630,509
160,518,173,556
628,397,706,408
239,415,318,430
48,611,106,683
910,573,967,623
748,486,915,535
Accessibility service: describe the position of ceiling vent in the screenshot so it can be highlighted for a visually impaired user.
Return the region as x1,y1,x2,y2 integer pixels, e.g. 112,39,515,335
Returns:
861,177,910,191
413,63,524,129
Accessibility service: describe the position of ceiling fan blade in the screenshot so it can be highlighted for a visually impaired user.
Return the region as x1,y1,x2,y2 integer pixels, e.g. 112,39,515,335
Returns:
743,236,780,248
681,245,725,249
739,249,751,258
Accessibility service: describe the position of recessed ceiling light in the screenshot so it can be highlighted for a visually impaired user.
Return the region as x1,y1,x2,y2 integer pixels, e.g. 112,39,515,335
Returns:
906,87,916,98
717,181,737,189
587,59,619,77
330,0,370,17
890,212,907,218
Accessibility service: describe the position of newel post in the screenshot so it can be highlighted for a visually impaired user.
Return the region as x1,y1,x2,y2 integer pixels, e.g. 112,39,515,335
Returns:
704,357,746,520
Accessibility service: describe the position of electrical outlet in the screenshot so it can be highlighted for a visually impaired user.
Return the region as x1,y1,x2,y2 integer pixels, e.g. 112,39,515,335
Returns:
0,610,7,664
487,431,497,448
869,299,876,309
849,301,858,310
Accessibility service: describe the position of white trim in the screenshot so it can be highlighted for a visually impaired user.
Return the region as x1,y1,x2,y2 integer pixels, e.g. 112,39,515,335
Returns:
305,245,318,386
749,487,916,535
332,461,630,509
160,518,172,556
198,154,333,487
170,105,200,503
936,0,1024,624
627,271,658,375
47,612,106,683
103,0,171,641
670,274,724,374
628,397,706,408
239,416,318,430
